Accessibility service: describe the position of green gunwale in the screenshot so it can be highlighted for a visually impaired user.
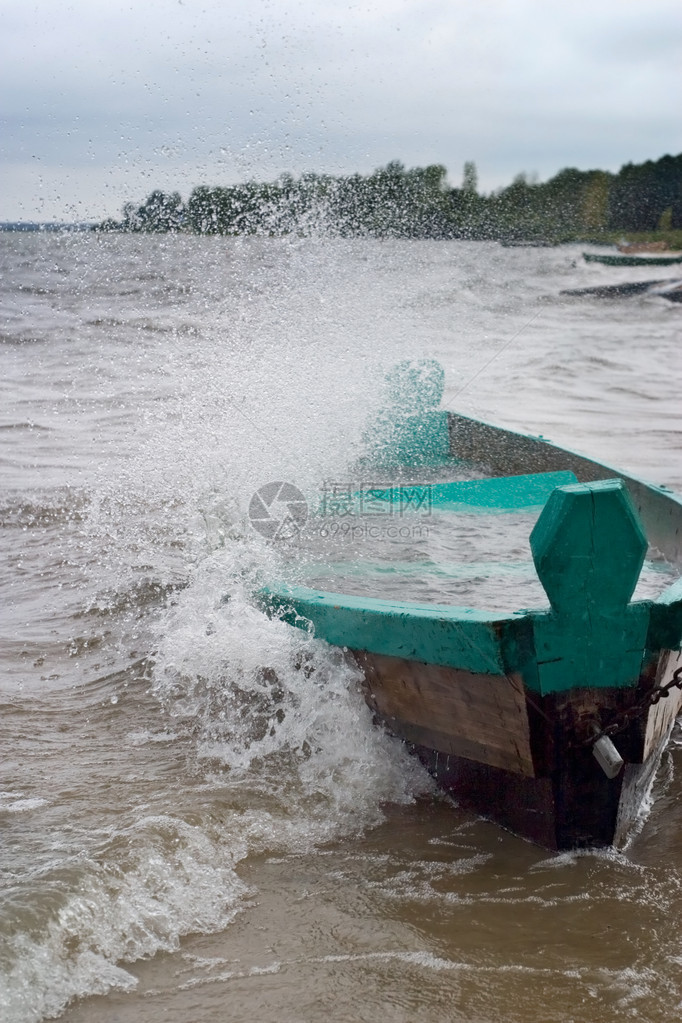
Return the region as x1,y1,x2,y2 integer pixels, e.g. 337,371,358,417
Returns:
257,582,666,695
257,583,526,678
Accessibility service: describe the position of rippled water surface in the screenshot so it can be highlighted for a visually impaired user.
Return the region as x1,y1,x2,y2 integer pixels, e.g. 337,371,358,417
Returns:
1,233,681,1022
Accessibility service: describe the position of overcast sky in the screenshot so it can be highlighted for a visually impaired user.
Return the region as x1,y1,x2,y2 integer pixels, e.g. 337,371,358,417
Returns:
2,0,681,222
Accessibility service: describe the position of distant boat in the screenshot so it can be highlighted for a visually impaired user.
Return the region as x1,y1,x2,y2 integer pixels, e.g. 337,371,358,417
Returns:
617,241,671,254
584,252,682,267
500,239,555,248
562,277,682,299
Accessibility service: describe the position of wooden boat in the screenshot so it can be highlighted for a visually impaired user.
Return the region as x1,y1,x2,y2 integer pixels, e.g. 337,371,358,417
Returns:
562,278,682,299
583,251,682,267
617,241,671,255
258,361,682,850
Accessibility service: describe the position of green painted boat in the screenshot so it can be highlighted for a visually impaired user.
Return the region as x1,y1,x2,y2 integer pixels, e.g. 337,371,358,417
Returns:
258,360,682,850
584,251,682,267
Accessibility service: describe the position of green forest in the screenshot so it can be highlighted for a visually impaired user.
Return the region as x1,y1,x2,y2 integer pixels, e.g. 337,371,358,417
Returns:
97,152,682,245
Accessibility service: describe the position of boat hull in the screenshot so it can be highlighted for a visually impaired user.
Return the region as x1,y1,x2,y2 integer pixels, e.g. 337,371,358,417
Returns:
354,647,682,849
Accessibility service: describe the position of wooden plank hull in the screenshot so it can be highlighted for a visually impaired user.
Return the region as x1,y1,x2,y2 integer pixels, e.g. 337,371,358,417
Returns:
354,648,682,850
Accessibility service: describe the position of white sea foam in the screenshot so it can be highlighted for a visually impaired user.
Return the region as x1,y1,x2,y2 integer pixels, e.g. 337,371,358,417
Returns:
0,816,249,1023
152,538,432,841
0,795,49,814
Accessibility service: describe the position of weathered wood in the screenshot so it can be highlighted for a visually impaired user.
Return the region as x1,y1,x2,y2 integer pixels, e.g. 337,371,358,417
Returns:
403,657,678,849
416,747,559,849
643,649,682,760
531,480,647,613
529,480,650,694
356,651,534,776
448,412,682,563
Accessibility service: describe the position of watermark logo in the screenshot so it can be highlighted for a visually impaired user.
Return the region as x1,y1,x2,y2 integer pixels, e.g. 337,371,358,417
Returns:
313,520,430,541
320,481,432,518
248,481,308,540
249,479,433,541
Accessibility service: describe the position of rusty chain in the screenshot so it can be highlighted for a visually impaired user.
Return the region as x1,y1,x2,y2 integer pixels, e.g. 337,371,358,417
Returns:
578,664,682,748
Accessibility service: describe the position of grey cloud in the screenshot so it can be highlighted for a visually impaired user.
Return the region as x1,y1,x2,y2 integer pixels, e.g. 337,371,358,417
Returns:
1,0,680,220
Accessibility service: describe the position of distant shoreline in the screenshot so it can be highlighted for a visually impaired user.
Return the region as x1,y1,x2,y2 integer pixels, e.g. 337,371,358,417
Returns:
3,151,681,245
1,222,681,251
0,221,94,232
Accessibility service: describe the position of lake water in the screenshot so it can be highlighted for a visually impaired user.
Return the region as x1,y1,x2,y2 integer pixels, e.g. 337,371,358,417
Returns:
1,233,681,1022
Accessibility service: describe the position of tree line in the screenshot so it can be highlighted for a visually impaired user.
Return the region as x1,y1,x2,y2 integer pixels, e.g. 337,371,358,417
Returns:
97,153,682,243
